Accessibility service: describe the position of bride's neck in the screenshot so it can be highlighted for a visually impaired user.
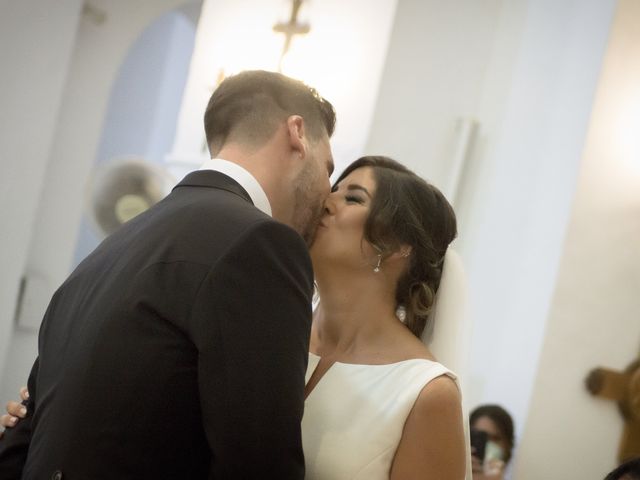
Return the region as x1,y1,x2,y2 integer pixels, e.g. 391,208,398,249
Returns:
312,270,398,357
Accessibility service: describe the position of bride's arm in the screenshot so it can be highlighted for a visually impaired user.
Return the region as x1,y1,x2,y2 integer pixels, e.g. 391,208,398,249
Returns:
390,376,466,480
0,387,29,437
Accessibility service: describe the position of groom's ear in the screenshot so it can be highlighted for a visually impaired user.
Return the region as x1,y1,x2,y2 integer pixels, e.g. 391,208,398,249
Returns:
286,115,307,159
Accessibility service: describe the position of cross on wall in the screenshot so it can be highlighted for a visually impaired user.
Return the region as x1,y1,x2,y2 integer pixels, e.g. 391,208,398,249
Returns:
273,0,310,72
586,358,640,462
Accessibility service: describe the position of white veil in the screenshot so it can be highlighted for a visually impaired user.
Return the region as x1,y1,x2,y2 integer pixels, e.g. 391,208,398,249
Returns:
420,248,473,479
421,248,469,373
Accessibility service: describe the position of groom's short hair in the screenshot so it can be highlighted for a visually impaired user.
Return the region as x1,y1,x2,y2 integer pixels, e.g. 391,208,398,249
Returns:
204,70,336,155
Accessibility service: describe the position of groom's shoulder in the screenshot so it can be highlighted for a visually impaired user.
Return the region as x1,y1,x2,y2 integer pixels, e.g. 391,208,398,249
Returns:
235,217,306,251
210,218,313,293
220,215,308,266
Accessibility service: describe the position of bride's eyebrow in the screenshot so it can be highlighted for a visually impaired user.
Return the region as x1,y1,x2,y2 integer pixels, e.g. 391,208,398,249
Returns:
346,184,371,198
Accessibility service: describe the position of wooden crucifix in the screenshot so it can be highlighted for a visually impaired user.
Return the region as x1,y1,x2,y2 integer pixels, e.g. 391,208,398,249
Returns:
586,358,640,462
273,0,310,72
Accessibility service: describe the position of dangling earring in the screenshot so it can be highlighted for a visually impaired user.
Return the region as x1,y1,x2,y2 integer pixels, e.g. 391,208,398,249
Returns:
373,254,382,273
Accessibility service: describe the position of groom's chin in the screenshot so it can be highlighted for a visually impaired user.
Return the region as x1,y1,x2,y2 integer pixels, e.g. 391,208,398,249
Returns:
299,211,324,248
303,224,320,248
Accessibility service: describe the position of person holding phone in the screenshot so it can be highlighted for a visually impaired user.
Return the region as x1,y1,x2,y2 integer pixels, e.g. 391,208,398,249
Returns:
470,404,515,480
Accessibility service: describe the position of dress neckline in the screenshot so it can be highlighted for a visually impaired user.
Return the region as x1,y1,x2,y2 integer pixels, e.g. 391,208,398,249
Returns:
308,351,437,368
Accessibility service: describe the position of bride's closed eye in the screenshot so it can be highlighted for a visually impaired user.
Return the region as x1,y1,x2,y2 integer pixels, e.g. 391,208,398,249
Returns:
331,182,370,204
345,195,365,204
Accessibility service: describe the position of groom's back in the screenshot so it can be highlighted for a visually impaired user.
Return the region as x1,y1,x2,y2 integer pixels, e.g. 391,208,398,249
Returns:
20,174,281,479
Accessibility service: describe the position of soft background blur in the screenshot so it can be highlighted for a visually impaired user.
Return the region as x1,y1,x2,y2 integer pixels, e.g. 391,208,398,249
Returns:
1,0,638,478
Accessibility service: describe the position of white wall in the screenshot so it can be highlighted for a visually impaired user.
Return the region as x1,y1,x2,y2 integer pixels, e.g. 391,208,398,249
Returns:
0,0,83,397
515,0,640,477
0,0,198,403
365,0,616,453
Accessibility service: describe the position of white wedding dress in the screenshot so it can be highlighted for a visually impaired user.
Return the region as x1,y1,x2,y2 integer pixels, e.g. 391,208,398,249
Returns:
302,352,457,479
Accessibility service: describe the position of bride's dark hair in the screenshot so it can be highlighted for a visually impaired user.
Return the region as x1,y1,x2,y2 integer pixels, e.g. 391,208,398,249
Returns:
333,156,457,338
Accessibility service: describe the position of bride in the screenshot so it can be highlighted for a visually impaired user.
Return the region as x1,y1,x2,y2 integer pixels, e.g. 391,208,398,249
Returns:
2,155,466,479
303,155,465,479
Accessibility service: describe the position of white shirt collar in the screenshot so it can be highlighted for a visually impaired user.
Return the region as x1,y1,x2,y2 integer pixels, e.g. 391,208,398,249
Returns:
199,158,272,217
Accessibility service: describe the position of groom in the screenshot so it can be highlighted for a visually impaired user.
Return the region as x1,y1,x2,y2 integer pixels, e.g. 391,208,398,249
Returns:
0,70,336,479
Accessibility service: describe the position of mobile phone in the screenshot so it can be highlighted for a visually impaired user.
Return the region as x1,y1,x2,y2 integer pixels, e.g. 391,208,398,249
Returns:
470,428,488,461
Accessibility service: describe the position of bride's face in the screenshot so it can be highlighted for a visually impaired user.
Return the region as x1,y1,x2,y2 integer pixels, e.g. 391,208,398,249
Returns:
310,166,378,271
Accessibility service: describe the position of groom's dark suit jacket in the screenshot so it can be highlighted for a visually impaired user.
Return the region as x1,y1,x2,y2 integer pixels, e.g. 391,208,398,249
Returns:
0,171,313,480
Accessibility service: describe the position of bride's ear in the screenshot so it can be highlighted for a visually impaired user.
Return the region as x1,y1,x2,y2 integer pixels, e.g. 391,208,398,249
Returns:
388,245,412,262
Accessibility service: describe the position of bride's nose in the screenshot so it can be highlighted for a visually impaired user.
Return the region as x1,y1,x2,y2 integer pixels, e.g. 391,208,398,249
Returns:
323,194,337,215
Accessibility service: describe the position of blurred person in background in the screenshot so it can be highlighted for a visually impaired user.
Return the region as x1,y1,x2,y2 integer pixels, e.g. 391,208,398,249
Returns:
470,404,515,480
